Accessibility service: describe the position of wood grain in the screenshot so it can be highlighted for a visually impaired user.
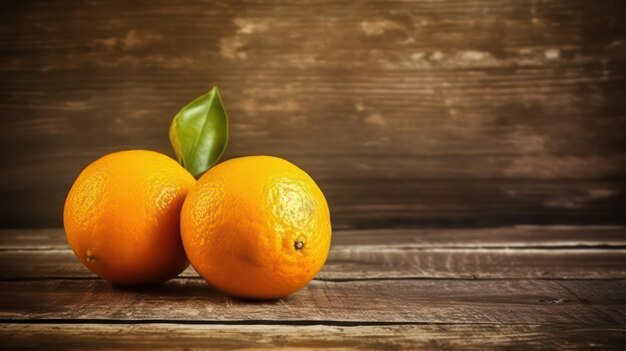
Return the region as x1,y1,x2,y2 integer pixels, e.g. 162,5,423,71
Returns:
3,247,626,281
3,226,625,249
0,228,624,348
1,279,624,324
2,227,625,280
0,0,625,228
1,323,625,350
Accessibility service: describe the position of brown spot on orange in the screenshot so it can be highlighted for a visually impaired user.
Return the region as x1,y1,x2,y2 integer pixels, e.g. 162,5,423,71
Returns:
294,240,305,250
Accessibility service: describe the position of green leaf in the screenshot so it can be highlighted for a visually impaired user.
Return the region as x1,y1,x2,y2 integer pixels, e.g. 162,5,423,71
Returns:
169,86,229,179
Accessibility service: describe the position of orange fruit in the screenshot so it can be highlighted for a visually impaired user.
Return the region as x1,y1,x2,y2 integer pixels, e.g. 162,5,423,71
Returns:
64,150,196,285
181,156,331,299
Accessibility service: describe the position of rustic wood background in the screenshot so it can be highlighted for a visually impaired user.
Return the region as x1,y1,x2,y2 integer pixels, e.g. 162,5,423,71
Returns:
0,0,625,229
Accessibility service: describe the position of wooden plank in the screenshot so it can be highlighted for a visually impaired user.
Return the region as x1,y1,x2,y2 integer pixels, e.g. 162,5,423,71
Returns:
0,0,625,228
1,323,625,350
2,226,625,250
325,248,626,280
559,280,626,323
2,247,626,281
332,226,626,248
0,229,67,250
1,279,623,324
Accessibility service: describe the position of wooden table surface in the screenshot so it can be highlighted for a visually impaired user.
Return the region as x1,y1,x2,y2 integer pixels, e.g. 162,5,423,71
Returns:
1,0,625,349
1,226,625,349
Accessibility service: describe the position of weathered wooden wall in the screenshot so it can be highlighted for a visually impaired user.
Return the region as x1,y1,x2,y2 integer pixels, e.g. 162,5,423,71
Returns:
0,0,624,228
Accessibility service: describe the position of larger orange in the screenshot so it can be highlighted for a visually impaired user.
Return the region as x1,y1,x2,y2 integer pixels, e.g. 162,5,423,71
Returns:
181,156,332,299
64,150,196,285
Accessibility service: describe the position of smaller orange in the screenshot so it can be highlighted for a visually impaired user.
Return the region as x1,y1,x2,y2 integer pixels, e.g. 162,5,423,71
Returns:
63,150,196,285
181,156,332,299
